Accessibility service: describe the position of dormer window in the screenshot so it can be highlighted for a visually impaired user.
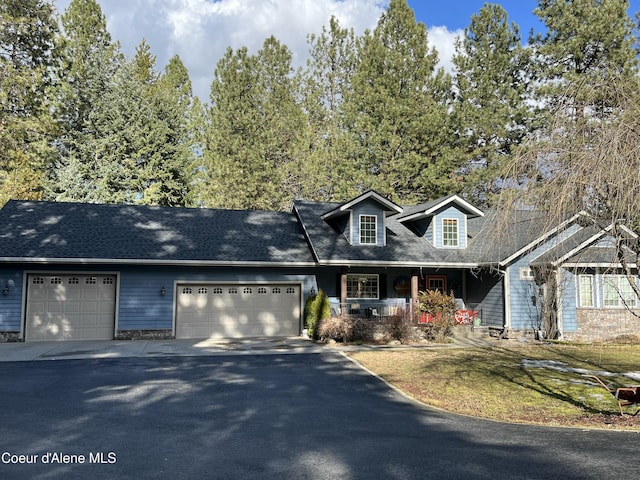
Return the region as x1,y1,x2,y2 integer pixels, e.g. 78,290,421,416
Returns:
360,215,377,245
442,218,459,247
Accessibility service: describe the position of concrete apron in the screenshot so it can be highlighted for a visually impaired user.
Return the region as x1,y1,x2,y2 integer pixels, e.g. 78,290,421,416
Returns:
0,337,324,362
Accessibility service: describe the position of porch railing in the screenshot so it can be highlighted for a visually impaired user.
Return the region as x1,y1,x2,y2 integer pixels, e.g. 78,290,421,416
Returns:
330,302,414,320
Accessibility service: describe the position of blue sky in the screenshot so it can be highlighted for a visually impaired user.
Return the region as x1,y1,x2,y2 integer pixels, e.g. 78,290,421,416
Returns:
409,1,640,37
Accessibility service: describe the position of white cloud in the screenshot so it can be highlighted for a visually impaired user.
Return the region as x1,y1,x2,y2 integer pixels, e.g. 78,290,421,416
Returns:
428,25,464,74
54,1,462,99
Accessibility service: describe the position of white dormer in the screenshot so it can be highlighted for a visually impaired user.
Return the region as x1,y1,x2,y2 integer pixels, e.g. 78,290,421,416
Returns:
321,191,403,246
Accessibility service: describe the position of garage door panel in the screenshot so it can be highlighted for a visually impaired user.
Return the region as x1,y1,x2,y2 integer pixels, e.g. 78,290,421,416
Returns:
26,274,116,341
176,283,300,339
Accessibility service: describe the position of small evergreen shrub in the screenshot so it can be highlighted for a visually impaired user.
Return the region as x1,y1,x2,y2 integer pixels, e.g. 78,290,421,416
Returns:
304,289,330,340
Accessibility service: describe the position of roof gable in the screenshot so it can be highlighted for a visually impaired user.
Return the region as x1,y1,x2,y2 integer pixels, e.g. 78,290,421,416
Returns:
395,194,484,223
321,190,402,221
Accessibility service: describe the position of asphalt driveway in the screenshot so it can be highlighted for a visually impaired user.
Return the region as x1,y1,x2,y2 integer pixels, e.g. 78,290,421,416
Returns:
0,352,639,480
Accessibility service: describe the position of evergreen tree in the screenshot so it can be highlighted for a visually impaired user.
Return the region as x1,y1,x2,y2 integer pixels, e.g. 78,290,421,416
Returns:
532,0,638,114
50,0,121,202
497,1,640,313
85,41,194,206
201,36,305,211
0,0,58,203
452,4,534,206
344,0,456,204
301,16,360,201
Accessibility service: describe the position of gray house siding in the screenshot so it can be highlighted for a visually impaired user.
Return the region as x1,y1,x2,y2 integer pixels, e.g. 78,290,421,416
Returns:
350,200,387,246
559,268,578,332
466,269,503,328
0,267,25,333
507,262,539,331
432,206,467,249
507,223,583,331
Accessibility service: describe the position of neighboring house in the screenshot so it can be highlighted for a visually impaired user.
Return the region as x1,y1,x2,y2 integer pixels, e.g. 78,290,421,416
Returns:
0,191,636,342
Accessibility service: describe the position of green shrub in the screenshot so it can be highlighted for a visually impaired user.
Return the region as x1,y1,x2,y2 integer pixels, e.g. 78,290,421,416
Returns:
304,289,330,340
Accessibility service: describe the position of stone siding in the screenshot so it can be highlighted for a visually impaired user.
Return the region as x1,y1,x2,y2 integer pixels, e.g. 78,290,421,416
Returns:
563,308,640,343
115,329,173,340
0,331,20,342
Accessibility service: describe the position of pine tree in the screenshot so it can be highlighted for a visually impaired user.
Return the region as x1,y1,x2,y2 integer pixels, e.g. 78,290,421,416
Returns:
0,0,59,203
301,16,360,201
85,41,194,206
201,36,305,211
344,0,456,204
50,0,121,202
452,4,534,206
532,0,638,113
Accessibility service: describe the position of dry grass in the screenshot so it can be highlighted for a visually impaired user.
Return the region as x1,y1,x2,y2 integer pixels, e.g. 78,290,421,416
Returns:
348,344,640,430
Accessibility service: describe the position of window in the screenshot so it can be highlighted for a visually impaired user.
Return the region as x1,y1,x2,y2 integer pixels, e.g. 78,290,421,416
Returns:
243,287,252,294
50,277,62,285
442,218,459,247
578,275,594,307
346,274,379,299
257,287,268,294
228,287,238,294
103,277,114,285
519,268,535,281
32,277,44,285
182,287,193,295
272,287,281,294
286,287,296,294
359,215,377,245
603,275,637,308
69,277,79,285
86,277,97,285
212,287,223,294
426,275,446,293
198,287,208,295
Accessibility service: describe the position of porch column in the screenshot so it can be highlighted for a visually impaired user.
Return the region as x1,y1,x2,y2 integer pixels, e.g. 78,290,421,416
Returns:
411,270,420,317
340,268,348,315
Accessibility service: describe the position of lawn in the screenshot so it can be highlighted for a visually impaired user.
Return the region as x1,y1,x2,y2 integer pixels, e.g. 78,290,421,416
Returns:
348,344,640,430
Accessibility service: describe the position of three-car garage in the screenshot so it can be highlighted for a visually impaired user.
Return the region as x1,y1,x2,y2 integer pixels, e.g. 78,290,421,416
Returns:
22,273,302,341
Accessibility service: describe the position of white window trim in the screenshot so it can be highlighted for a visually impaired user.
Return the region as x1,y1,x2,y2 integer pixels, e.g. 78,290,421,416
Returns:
577,274,594,307
602,274,637,308
519,267,535,281
442,218,459,248
346,274,380,300
359,214,378,245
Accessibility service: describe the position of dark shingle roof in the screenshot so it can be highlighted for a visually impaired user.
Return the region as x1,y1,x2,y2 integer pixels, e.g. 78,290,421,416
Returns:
0,200,315,264
294,200,542,266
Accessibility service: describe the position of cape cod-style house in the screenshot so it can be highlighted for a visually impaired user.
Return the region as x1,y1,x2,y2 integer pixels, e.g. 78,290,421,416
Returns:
0,191,636,342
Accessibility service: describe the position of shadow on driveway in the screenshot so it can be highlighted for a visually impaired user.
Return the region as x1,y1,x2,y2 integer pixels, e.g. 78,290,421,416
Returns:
0,353,638,479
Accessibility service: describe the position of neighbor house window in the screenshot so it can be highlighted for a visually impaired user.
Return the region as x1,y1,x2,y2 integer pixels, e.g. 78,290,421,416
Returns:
359,215,377,245
578,275,594,307
603,275,637,308
442,218,459,247
346,274,379,299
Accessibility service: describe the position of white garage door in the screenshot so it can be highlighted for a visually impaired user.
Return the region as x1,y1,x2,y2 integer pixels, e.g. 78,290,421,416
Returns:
176,284,301,339
25,274,117,341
